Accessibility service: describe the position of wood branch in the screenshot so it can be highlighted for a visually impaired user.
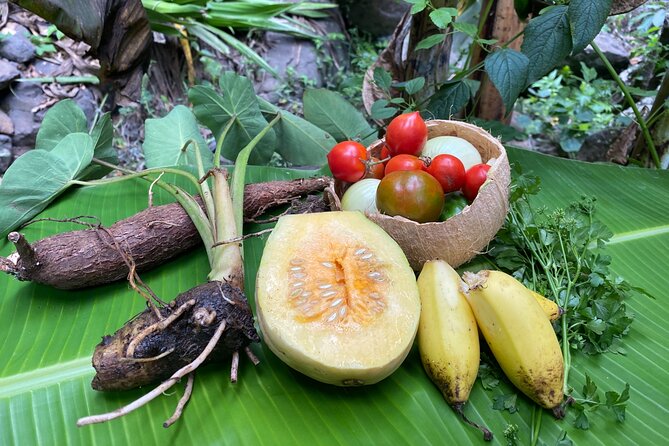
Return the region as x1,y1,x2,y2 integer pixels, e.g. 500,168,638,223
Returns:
610,0,649,15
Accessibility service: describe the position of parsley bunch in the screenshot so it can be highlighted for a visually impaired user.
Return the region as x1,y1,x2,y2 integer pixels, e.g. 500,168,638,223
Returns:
484,167,644,430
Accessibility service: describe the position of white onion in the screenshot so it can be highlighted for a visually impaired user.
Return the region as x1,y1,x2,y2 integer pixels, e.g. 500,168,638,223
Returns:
421,136,482,171
341,179,381,214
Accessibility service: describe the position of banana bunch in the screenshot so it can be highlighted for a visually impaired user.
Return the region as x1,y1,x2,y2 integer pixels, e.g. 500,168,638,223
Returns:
417,264,565,437
462,270,565,412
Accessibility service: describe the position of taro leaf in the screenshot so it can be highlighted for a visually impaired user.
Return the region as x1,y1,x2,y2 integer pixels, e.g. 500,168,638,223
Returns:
569,0,614,54
484,48,530,113
425,80,472,118
0,133,93,238
33,100,116,178
257,98,334,166
34,99,88,151
189,72,277,164
79,113,117,179
1,151,669,444
521,5,572,84
302,88,376,146
143,105,212,171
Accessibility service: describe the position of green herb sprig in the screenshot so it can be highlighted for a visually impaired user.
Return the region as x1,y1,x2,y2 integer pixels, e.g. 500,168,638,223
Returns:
485,166,645,430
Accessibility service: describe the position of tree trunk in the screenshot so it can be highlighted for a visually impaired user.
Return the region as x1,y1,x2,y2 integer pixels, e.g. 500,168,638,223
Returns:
471,0,525,123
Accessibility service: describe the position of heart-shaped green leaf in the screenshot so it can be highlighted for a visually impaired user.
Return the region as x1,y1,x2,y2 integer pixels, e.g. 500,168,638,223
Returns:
143,105,213,171
0,133,93,237
189,73,277,165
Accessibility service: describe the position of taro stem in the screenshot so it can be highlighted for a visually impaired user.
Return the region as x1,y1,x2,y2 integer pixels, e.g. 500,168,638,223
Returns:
209,113,281,285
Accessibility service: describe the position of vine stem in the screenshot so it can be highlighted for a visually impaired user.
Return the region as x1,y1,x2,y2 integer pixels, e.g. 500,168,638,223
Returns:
530,405,542,446
591,41,661,168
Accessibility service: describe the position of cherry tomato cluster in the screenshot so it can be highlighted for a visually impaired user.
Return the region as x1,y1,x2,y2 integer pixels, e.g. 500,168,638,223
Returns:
327,112,491,223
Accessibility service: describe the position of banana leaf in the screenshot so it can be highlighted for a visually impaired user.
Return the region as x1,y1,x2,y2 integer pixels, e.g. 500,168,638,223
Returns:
1,148,668,445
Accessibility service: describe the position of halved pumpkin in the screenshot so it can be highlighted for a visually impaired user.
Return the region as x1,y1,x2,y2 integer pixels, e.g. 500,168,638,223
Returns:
256,211,420,386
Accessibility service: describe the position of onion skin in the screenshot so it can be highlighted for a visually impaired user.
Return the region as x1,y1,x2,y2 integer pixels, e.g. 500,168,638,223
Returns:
341,179,380,214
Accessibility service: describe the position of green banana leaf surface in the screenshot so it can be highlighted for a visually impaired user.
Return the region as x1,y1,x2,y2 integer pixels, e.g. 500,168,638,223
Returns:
1,148,668,445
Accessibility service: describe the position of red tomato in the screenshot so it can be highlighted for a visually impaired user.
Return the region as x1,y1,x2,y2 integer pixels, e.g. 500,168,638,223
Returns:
385,111,428,156
327,141,369,183
384,154,425,176
364,157,385,179
462,163,491,202
376,170,444,223
426,154,465,193
380,146,391,163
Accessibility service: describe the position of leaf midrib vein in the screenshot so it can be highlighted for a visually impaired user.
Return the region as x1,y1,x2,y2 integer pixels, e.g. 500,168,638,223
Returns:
607,225,669,245
0,357,93,399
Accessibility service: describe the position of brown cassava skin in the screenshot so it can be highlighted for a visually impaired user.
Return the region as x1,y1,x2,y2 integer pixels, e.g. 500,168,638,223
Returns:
91,281,259,391
1,177,330,290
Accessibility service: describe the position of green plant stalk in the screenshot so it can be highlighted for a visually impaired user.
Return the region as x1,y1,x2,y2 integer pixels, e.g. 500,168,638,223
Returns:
508,201,579,394
15,76,100,85
530,406,542,446
591,41,661,168
210,114,280,282
464,0,496,73
184,138,216,233
230,114,281,236
214,118,237,169
208,169,243,285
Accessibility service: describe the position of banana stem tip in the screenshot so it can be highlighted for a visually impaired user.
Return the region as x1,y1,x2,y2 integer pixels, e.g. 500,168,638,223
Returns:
452,403,493,441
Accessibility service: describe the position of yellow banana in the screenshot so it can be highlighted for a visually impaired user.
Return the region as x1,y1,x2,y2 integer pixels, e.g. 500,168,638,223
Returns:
531,290,563,322
417,260,492,440
462,270,564,411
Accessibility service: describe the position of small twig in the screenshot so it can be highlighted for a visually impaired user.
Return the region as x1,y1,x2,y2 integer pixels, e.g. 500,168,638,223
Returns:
211,228,273,248
126,299,196,357
148,172,165,208
94,226,166,316
163,373,195,428
244,346,260,366
230,351,240,383
77,319,227,427
20,215,103,228
8,232,37,270
245,210,290,224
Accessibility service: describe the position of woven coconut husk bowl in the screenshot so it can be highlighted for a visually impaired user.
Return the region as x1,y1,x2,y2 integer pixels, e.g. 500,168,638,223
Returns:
336,120,511,271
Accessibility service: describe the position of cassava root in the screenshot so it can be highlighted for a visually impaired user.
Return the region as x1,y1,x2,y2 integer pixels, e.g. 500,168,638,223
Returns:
2,177,330,289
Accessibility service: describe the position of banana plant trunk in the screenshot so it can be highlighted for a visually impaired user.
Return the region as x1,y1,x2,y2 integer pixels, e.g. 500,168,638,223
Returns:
12,0,152,104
